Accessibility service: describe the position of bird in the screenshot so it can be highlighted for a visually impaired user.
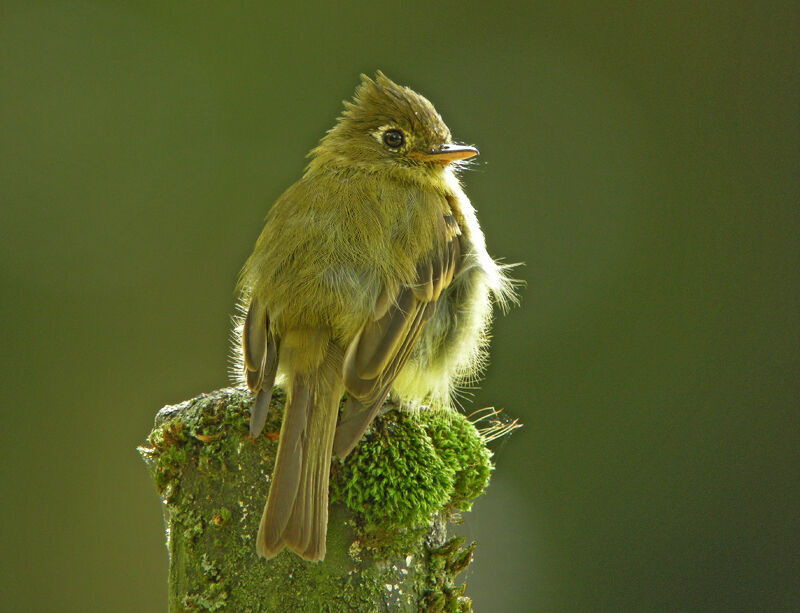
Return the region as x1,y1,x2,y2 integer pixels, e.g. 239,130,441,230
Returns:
236,71,514,561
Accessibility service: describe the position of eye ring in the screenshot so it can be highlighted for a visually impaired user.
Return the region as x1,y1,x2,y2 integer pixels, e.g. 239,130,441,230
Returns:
382,129,404,149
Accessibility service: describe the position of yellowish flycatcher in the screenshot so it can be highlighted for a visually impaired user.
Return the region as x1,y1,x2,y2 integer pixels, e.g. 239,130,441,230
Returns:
237,72,513,561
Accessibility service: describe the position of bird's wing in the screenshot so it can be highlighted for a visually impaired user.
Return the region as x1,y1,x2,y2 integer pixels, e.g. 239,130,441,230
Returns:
334,211,461,458
243,295,279,437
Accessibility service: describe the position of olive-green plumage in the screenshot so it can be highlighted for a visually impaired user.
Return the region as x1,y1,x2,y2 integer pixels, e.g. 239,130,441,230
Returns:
236,72,513,561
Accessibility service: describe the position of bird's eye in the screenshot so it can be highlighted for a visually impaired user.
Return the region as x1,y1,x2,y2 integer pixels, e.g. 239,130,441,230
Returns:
382,129,404,149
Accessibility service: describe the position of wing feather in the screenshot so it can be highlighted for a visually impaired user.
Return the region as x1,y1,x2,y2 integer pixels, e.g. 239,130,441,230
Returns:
334,211,461,457
243,296,280,437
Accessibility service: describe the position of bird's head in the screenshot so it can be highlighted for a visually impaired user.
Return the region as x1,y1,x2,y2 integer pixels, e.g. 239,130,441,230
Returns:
307,71,478,181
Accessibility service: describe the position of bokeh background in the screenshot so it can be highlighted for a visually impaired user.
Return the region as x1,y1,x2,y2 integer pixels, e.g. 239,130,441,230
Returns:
2,2,798,611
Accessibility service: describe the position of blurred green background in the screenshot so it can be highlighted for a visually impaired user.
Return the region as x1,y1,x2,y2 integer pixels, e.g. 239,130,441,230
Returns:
2,2,798,611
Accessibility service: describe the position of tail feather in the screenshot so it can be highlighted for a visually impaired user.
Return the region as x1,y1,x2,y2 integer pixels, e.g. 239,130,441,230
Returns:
256,346,343,561
256,379,308,556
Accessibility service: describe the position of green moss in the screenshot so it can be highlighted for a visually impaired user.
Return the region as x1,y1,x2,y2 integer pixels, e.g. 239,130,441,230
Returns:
332,410,455,531
331,406,493,542
211,507,231,527
418,536,476,613
418,409,492,511
178,504,205,543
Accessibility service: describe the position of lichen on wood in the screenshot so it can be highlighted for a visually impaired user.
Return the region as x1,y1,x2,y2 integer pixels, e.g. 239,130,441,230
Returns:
139,387,498,612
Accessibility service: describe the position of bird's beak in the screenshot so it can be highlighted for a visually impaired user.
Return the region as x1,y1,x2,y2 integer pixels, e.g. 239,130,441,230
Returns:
408,144,479,164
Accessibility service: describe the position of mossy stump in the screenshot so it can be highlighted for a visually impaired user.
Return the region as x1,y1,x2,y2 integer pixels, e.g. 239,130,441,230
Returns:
139,387,494,612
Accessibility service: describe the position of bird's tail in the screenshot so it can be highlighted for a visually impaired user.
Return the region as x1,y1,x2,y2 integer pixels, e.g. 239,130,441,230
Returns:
256,340,343,561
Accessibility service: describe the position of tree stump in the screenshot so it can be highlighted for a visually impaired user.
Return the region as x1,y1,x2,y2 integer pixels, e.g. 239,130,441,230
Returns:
139,387,500,612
